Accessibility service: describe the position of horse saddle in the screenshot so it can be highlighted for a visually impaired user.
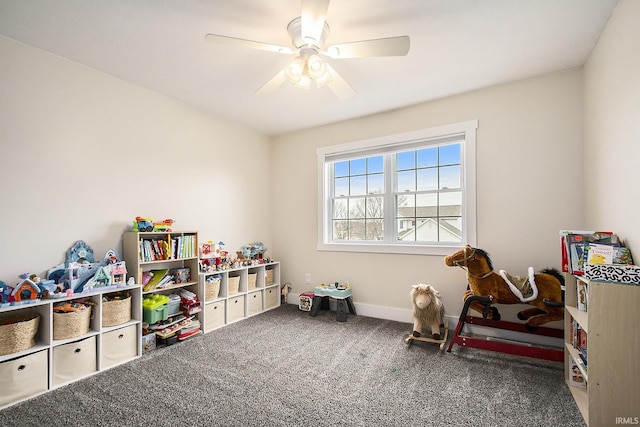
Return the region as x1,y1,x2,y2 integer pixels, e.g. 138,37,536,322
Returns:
498,267,538,302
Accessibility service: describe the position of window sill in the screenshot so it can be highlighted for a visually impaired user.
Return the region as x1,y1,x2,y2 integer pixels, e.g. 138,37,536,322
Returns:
316,242,464,256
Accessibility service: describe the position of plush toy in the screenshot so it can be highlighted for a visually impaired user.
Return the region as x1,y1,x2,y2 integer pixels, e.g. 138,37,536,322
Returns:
410,284,445,340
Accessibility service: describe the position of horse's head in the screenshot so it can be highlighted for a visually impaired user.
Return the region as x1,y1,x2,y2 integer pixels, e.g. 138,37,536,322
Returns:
444,245,494,272
444,245,474,267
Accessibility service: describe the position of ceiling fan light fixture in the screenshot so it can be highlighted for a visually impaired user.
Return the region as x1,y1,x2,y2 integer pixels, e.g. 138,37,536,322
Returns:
284,57,305,84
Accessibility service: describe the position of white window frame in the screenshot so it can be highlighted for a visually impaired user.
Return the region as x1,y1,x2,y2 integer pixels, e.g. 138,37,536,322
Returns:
317,120,478,256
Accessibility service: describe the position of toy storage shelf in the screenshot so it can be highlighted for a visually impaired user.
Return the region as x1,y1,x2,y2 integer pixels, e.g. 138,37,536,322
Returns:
563,274,640,426
122,230,200,323
199,262,280,333
0,283,142,410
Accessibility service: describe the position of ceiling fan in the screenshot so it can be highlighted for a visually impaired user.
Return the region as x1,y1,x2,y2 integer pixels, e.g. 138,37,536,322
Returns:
204,0,410,100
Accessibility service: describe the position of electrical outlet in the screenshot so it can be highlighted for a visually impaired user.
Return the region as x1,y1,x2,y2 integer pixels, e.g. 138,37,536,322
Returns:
305,273,311,284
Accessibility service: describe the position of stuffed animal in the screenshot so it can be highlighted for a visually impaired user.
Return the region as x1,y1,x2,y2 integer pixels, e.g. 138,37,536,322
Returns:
410,284,445,340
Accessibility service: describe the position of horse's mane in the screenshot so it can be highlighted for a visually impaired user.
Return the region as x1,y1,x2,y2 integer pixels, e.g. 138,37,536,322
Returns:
473,247,493,271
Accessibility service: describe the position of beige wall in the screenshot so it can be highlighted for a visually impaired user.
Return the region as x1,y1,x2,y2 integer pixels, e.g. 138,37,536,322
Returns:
0,36,272,282
272,69,584,321
583,0,640,257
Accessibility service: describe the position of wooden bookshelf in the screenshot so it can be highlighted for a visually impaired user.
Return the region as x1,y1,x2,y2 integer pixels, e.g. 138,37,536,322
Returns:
564,274,640,426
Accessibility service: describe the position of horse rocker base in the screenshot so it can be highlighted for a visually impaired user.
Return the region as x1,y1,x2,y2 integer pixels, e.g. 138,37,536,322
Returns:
446,295,564,362
405,323,449,351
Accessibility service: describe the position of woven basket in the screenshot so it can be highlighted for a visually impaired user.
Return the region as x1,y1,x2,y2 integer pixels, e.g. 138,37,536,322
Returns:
265,269,274,285
228,276,240,295
247,273,257,291
205,278,221,301
102,296,132,327
54,307,92,340
0,312,40,356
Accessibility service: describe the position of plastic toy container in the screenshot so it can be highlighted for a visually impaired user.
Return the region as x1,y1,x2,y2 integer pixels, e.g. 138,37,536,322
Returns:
167,294,182,316
142,294,170,324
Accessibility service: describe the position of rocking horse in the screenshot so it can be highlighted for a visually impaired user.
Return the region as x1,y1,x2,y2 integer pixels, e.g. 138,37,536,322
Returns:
443,245,565,361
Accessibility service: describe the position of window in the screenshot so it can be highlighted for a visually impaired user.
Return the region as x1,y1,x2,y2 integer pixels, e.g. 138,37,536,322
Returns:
317,120,477,255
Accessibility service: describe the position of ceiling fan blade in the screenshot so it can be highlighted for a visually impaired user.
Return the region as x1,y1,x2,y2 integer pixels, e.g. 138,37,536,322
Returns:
205,34,292,54
326,36,410,58
300,0,330,46
325,64,355,101
255,69,287,96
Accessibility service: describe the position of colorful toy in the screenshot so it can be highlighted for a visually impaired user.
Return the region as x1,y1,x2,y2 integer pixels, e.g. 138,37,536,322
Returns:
409,284,445,340
132,217,175,232
444,245,565,330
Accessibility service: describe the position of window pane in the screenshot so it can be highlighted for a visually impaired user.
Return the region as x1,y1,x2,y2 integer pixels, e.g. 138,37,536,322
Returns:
396,151,415,170
396,194,415,218
349,219,366,240
368,156,383,174
416,193,437,217
350,175,366,195
367,173,384,194
417,168,438,191
366,196,383,218
332,199,348,219
349,197,366,219
439,218,462,242
413,218,438,242
417,147,437,168
397,170,415,192
440,144,461,165
335,161,349,177
350,158,366,175
334,177,349,196
366,219,384,240
439,191,462,216
439,165,460,190
332,220,348,240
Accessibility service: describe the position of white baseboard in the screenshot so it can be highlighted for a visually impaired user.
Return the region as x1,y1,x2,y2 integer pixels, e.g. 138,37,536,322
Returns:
286,293,563,348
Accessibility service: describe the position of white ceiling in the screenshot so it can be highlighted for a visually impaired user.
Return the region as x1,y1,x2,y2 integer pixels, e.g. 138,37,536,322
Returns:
0,0,618,136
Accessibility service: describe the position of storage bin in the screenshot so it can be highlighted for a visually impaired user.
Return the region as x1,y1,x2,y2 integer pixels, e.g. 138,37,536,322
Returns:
53,307,92,340
204,276,221,301
247,273,257,290
167,294,182,316
247,290,263,316
0,349,48,407
142,294,170,324
204,301,225,331
265,269,274,285
265,287,279,309
52,336,97,387
228,276,240,295
102,295,131,327
101,324,138,369
0,312,40,356
227,295,245,322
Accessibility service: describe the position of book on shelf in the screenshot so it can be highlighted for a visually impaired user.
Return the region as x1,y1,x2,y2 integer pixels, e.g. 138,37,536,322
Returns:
576,326,588,367
584,242,633,266
569,355,587,388
143,269,169,291
560,230,618,275
576,280,588,311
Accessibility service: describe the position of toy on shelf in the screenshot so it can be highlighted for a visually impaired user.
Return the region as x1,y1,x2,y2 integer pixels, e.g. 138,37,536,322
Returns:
199,241,231,272
46,242,128,296
405,284,448,351
237,242,269,265
132,217,175,232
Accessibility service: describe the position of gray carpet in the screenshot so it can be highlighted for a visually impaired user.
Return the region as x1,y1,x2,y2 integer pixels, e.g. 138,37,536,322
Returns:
0,304,585,427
